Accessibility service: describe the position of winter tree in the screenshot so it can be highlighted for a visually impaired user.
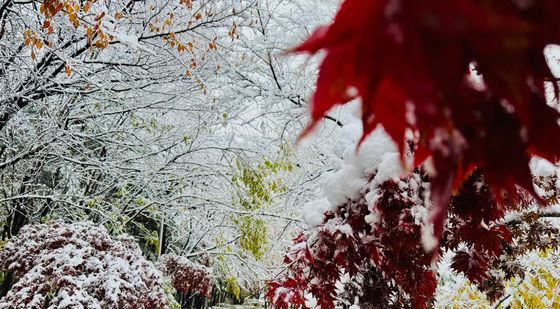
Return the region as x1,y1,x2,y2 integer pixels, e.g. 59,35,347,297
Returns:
0,0,341,304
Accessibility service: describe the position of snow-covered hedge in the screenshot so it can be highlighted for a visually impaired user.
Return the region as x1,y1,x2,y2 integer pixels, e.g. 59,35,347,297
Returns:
158,254,213,298
0,221,168,308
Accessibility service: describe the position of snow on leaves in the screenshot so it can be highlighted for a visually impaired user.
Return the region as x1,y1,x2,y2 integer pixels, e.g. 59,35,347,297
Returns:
268,120,560,308
267,168,520,308
268,168,439,309
158,254,213,298
296,0,560,250
0,222,168,308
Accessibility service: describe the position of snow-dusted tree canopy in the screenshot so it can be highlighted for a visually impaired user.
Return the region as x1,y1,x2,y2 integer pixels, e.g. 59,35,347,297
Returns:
1,0,560,308
0,0,340,305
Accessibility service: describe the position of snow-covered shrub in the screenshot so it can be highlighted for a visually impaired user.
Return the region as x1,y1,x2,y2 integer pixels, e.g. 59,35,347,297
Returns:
158,254,213,298
267,113,560,309
268,123,439,309
0,221,168,308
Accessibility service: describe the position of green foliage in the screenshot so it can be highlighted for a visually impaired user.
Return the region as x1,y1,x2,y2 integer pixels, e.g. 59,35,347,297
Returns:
116,186,127,199
230,148,292,212
234,216,267,261
144,230,160,254
150,118,158,131
0,240,5,290
120,209,163,257
225,276,241,301
229,147,293,260
106,213,130,235
86,198,98,208
215,232,236,277
135,198,146,206
164,281,182,309
131,116,142,128
182,135,190,146
0,235,8,286
44,283,57,307
130,115,174,134
40,214,55,224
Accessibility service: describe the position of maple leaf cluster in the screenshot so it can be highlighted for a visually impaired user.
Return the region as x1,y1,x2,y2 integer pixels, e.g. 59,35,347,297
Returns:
338,264,411,309
267,167,559,308
297,0,560,247
158,254,214,298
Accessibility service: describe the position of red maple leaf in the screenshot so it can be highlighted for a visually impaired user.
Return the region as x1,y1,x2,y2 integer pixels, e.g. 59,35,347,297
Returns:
451,250,490,284
296,0,560,249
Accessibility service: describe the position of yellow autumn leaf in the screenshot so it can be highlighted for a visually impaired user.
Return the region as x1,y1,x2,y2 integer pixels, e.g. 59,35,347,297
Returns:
86,27,93,40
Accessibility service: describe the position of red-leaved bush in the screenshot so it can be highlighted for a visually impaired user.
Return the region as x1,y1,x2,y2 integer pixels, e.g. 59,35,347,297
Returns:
267,166,504,308
158,254,213,298
269,1,560,301
0,221,168,309
297,0,560,247
267,156,558,308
